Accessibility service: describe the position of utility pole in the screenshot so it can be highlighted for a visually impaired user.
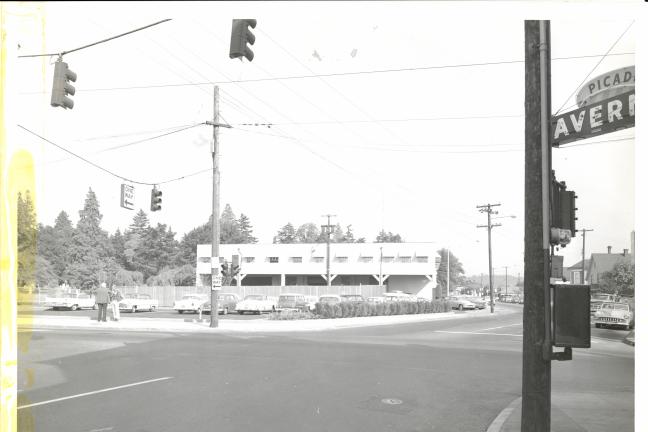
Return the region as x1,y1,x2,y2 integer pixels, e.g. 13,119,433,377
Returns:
477,203,501,313
321,215,336,287
206,86,232,328
581,229,593,284
505,266,508,296
379,246,383,290
522,20,552,431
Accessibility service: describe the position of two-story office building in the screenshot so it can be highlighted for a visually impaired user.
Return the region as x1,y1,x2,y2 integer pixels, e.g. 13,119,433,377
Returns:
196,243,440,299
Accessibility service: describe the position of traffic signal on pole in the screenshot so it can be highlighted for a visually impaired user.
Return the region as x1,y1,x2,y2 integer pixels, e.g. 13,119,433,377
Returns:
221,262,229,278
51,60,77,109
150,187,162,212
550,173,577,246
229,19,257,62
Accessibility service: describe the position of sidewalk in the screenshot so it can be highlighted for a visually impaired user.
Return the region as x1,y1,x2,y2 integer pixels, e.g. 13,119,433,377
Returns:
489,390,634,432
17,308,508,333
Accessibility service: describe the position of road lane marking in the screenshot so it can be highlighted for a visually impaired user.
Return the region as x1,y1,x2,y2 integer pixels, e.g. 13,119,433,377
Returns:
17,377,173,410
487,396,521,432
479,323,522,331
435,331,522,337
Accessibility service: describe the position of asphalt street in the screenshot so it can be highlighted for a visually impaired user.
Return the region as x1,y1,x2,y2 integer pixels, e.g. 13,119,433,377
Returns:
17,305,633,432
18,305,265,320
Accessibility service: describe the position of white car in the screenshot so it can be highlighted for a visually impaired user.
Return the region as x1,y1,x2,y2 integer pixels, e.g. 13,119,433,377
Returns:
383,291,415,302
45,292,96,311
173,294,209,314
447,296,476,310
119,293,159,312
235,294,277,314
594,302,635,330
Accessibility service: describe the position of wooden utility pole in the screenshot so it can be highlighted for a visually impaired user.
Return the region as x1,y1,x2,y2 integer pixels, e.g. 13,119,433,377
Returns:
322,215,336,287
206,87,232,328
581,229,593,284
522,20,552,431
477,203,501,313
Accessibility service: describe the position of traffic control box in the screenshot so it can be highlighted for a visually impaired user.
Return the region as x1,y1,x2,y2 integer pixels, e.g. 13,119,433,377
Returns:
552,284,591,348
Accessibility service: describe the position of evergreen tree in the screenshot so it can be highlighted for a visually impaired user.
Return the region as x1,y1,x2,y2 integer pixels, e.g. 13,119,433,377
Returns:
176,218,211,266
341,224,356,243
435,248,465,296
111,229,127,269
220,204,240,243
274,223,296,243
52,211,74,281
238,213,257,243
17,191,37,287
375,229,403,243
67,188,111,289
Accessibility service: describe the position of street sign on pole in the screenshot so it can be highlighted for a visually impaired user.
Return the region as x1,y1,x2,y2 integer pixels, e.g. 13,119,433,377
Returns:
120,184,135,210
211,276,222,291
552,90,634,146
576,66,634,108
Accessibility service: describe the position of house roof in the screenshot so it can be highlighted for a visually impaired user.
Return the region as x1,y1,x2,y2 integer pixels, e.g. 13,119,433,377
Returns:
589,253,633,275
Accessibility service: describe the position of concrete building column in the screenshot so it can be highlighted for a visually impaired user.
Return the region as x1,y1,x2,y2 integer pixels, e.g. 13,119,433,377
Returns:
280,273,285,286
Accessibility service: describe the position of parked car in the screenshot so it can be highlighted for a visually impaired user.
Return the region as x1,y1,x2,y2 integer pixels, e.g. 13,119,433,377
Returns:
383,291,414,302
202,293,240,315
173,294,209,314
319,294,342,304
467,297,487,309
235,294,277,314
277,293,309,312
366,296,386,303
119,293,159,312
340,294,365,303
447,296,476,311
594,302,635,330
45,292,96,311
591,293,616,313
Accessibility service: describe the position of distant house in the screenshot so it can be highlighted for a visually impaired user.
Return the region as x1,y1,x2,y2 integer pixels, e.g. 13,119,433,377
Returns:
563,259,590,284
588,246,633,286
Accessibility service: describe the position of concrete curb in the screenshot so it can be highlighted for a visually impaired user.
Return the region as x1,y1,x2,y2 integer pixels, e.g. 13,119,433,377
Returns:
17,308,513,334
486,397,521,432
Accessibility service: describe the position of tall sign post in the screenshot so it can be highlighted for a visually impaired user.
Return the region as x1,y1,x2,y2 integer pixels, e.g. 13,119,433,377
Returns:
210,86,221,328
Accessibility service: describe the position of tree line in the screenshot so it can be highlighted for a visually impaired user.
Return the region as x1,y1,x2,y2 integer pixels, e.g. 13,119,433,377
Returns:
17,188,407,290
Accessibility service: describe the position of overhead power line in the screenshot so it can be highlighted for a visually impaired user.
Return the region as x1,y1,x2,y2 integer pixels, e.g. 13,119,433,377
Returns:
19,52,634,94
17,124,211,186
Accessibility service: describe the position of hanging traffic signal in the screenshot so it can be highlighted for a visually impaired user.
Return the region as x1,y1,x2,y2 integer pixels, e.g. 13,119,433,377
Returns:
220,262,229,278
229,19,257,62
150,187,162,212
51,59,77,109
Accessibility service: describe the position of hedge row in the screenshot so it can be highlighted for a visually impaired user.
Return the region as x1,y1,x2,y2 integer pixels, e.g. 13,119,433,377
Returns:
314,300,452,319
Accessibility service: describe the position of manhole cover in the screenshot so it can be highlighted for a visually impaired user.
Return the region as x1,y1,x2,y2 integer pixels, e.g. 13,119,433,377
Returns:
381,398,403,405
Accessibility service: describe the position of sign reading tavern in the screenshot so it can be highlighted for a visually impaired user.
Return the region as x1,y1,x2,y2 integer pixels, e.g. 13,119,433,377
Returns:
551,90,634,146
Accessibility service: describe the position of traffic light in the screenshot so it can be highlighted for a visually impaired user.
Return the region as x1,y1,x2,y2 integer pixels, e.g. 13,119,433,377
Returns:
150,187,162,212
550,173,578,246
51,60,77,109
220,262,229,277
231,254,240,277
229,19,257,62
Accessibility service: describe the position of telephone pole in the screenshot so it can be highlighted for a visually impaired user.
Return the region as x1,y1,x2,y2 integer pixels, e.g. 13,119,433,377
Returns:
477,203,501,313
581,229,593,284
505,266,508,296
206,86,232,328
321,215,336,287
522,20,552,431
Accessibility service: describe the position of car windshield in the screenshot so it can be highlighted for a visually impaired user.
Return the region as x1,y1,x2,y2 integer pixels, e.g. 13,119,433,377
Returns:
244,295,264,301
601,303,627,311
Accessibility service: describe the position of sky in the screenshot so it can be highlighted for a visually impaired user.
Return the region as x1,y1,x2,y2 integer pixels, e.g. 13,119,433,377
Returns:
4,1,644,279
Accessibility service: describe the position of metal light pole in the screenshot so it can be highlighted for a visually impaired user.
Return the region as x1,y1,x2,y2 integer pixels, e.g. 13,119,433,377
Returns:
447,247,450,297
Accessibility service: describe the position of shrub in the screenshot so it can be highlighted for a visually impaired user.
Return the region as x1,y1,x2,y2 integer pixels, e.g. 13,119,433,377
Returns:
267,310,315,320
315,302,325,316
333,303,343,318
340,302,351,318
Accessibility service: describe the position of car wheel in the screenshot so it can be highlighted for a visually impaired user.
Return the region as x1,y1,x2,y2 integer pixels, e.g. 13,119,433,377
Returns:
458,304,463,311
178,310,184,314
70,304,78,311
131,306,137,313
623,324,630,331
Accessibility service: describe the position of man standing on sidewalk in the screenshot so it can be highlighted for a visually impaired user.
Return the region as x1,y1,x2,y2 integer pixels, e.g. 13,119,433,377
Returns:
109,286,123,321
95,282,109,322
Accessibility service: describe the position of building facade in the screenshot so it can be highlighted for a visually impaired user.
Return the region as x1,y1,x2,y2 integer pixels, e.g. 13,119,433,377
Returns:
196,243,440,299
